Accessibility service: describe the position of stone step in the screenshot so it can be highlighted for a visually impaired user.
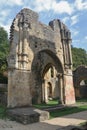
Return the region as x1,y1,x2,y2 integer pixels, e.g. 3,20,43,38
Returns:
7,107,49,125
42,105,65,111
41,104,78,112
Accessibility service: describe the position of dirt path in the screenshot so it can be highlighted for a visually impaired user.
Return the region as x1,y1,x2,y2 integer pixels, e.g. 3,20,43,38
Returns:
0,111,87,130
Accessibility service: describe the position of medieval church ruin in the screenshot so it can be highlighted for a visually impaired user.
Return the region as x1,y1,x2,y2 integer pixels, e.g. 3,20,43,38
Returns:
8,8,75,108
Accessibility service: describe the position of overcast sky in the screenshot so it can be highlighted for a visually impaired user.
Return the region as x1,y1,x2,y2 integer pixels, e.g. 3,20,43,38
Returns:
0,0,87,51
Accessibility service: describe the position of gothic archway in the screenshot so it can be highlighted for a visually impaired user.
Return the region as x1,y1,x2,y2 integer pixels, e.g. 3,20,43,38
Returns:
42,63,60,104
31,49,64,104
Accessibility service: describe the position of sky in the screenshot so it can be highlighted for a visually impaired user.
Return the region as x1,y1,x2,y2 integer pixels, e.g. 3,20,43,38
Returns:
0,0,87,51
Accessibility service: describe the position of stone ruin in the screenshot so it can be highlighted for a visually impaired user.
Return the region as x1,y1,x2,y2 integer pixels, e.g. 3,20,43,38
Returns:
73,66,87,98
8,8,75,108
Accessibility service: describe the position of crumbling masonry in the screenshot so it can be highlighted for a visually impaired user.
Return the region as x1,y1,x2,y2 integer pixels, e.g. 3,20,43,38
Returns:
8,8,75,108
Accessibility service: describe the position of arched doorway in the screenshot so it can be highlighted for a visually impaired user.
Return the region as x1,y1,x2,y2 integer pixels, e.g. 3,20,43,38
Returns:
31,49,64,105
42,64,59,104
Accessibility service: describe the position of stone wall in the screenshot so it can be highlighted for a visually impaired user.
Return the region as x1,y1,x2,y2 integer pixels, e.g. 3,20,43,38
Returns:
73,66,87,98
8,8,75,108
73,66,87,87
8,70,32,107
75,85,87,98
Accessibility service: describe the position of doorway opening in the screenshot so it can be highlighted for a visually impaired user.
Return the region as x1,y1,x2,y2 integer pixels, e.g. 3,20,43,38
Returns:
32,50,64,108
42,64,60,106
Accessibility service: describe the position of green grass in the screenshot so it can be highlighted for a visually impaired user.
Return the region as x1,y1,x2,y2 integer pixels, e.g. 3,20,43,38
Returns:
33,98,87,119
33,99,58,109
76,98,87,103
0,105,7,119
50,105,87,118
50,98,87,118
33,98,87,109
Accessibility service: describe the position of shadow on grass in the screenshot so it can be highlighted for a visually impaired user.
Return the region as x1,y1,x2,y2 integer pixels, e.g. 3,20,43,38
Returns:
33,99,59,109
50,105,87,118
76,98,87,103
33,98,87,119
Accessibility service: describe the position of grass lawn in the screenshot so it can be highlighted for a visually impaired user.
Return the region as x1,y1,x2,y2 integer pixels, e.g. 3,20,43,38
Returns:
33,99,58,109
0,105,7,119
50,105,87,118
76,98,87,103
33,98,87,118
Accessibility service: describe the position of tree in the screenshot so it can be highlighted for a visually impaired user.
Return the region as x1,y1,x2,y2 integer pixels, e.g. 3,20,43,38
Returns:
0,26,9,83
71,47,87,70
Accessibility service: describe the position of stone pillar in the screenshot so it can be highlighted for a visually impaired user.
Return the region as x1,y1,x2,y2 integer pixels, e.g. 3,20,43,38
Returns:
8,69,32,108
17,22,29,70
44,81,48,103
58,74,64,104
64,71,75,104
18,24,23,69
42,79,45,103
68,40,73,68
22,23,29,69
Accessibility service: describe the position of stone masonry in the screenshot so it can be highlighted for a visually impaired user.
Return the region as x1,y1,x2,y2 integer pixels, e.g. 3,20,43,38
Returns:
8,8,75,108
73,66,87,98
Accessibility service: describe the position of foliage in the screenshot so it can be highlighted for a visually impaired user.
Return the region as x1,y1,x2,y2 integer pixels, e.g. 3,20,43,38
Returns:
0,26,9,83
0,105,7,119
0,73,8,83
71,47,87,70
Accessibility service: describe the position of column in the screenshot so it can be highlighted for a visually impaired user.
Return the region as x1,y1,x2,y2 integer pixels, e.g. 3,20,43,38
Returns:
42,79,45,103
18,24,22,68
22,23,28,69
44,81,48,103
58,74,64,104
68,40,73,68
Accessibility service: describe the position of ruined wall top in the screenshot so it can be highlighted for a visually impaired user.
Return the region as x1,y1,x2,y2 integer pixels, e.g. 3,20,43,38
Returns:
10,8,71,43
16,8,38,23
9,8,72,71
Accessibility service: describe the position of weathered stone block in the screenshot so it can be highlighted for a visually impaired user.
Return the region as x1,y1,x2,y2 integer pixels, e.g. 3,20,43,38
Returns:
8,107,49,124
